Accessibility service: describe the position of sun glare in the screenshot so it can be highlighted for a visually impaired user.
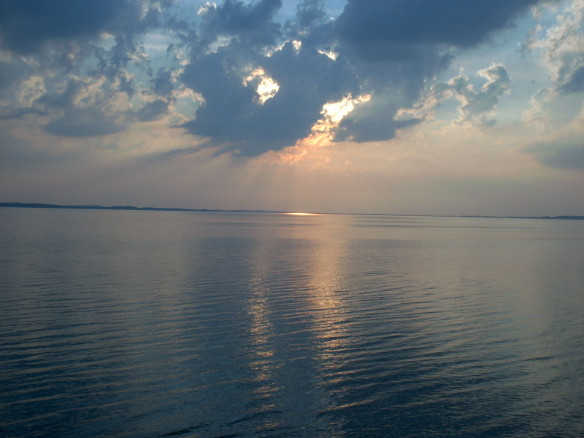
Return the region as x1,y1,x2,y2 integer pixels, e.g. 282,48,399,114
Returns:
243,68,280,104
323,94,371,123
256,76,279,104
285,212,317,216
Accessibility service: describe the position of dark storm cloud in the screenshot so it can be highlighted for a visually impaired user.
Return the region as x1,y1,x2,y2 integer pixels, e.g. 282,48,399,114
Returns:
335,99,423,143
203,0,282,34
44,109,127,137
330,0,548,144
181,39,360,156
0,0,129,53
0,0,557,157
179,0,555,155
0,0,173,55
294,0,327,29
197,0,283,48
335,0,554,57
310,0,550,145
326,1,545,143
333,48,450,143
180,0,446,155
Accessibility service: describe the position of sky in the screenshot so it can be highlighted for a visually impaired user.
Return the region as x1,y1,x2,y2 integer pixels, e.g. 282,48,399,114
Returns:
1,0,584,215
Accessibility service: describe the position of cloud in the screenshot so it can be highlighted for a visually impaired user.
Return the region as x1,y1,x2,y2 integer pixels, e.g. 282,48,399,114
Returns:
0,0,129,53
179,0,455,153
181,36,360,155
329,0,545,144
294,0,327,29
196,0,283,49
173,0,559,155
37,80,79,109
0,0,179,137
335,0,553,59
559,65,584,93
15,75,47,108
135,99,170,122
330,49,450,143
0,60,28,90
44,109,127,137
523,137,584,169
525,0,584,93
200,0,282,34
415,64,511,127
153,68,175,97
0,0,560,160
334,93,423,143
0,0,175,56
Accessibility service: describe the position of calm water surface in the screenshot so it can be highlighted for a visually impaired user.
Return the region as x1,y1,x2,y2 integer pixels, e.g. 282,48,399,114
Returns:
1,208,584,437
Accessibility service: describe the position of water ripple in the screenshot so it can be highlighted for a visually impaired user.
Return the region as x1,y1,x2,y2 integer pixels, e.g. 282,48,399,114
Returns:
1,210,584,437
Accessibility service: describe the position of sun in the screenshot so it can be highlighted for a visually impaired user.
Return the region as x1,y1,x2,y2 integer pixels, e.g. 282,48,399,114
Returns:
285,212,318,216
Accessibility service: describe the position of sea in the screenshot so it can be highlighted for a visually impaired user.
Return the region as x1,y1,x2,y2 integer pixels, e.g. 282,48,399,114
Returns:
1,208,584,438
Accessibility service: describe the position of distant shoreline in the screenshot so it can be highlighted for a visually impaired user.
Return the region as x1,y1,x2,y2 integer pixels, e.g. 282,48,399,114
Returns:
0,202,283,214
2,202,584,220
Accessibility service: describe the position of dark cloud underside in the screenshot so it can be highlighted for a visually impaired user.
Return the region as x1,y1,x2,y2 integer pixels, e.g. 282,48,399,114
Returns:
0,0,126,53
182,40,360,156
0,0,559,156
178,0,553,155
336,0,551,52
525,140,584,169
44,109,127,137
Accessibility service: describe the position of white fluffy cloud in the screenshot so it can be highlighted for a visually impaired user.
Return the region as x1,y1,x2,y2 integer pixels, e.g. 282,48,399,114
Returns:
414,64,511,127
526,0,584,92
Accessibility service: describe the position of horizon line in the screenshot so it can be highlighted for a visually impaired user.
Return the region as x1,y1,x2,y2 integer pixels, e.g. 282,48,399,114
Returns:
1,202,584,221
